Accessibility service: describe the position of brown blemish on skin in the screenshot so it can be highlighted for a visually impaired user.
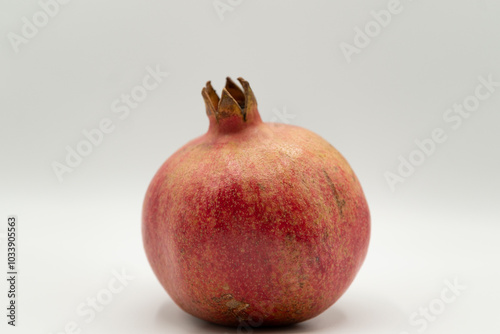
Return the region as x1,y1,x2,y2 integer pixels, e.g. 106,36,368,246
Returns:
213,294,250,321
323,170,345,218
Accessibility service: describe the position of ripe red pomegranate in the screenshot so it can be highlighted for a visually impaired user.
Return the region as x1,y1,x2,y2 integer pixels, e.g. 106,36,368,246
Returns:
142,78,370,327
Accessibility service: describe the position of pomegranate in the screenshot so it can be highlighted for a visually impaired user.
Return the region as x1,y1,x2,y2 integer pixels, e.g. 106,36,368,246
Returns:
142,78,370,327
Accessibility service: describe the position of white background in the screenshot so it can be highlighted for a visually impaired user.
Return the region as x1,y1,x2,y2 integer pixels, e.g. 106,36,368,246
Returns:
1,0,500,333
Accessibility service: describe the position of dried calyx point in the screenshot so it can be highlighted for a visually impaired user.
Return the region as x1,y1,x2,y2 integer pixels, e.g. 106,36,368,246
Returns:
202,77,258,122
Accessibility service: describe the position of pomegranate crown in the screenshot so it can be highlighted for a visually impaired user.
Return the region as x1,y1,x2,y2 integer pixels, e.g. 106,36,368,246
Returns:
202,77,262,132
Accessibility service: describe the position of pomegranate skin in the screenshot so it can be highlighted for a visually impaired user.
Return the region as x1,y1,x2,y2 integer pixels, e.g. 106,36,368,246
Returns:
142,78,370,327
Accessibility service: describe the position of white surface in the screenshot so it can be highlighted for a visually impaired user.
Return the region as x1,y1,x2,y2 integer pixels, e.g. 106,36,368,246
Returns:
2,196,499,334
1,0,500,333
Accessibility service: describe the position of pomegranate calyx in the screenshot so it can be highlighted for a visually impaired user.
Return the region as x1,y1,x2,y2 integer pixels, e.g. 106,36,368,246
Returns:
202,77,262,133
219,87,244,120
202,81,219,116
